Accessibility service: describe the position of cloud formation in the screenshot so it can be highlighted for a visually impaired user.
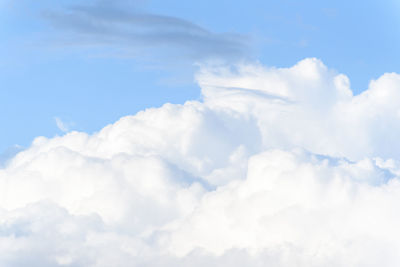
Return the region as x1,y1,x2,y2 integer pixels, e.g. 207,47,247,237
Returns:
2,58,400,266
55,117,74,133
43,2,249,61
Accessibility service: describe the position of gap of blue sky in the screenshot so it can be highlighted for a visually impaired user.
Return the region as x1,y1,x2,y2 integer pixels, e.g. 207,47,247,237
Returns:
1,0,399,153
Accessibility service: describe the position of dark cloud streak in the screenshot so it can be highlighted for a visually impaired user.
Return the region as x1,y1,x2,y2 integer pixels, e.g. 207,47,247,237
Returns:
42,4,250,62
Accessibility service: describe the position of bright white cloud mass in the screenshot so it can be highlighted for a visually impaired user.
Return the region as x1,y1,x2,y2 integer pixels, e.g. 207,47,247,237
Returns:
3,58,400,266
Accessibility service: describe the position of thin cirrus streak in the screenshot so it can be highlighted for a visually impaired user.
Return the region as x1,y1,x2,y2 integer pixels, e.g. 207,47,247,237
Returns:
2,58,400,266
54,117,71,133
42,4,250,61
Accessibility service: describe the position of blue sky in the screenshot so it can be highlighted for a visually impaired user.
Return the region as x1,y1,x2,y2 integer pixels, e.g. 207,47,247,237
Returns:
4,2,400,265
1,0,399,153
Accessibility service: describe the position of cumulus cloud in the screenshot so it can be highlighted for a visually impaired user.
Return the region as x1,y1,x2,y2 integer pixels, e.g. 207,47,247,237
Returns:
2,58,400,266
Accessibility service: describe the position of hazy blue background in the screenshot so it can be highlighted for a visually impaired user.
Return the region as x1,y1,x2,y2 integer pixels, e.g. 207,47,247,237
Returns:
1,0,399,153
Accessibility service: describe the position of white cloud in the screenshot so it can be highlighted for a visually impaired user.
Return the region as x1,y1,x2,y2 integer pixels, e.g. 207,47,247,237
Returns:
197,58,400,160
55,117,72,133
2,58,400,266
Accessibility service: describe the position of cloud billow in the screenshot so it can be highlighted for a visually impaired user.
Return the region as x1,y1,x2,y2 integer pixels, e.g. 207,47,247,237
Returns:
2,58,400,266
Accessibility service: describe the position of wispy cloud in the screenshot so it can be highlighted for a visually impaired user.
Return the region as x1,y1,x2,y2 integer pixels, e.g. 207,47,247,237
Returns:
54,117,73,132
42,3,250,62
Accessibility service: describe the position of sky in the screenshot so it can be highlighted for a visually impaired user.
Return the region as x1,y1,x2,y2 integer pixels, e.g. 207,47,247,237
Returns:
2,1,400,266
1,0,400,153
